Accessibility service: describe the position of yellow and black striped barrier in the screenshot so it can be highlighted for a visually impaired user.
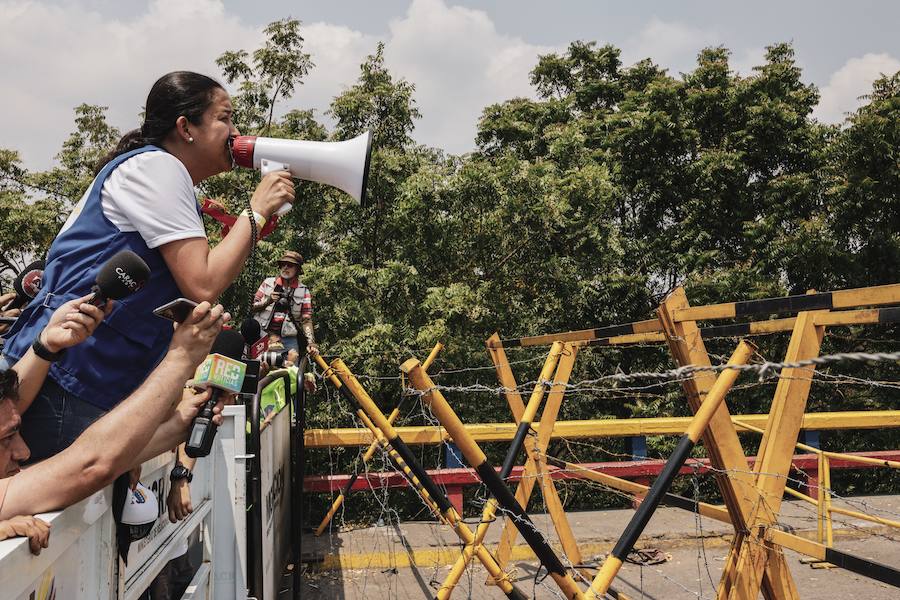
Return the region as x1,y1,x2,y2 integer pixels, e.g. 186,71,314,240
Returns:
441,342,566,594
314,343,444,536
586,340,753,597
673,283,900,322
402,357,591,600
492,283,900,348
314,354,528,600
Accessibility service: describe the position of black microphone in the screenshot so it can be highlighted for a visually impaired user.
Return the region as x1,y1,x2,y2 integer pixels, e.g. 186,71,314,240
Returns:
7,260,45,310
185,329,247,458
240,317,261,346
89,251,151,308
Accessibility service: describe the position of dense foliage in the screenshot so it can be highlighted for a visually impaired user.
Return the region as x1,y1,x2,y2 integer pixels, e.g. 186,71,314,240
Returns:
2,20,897,520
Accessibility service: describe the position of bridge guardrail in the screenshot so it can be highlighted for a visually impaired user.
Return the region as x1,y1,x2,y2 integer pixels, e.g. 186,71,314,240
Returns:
0,391,296,600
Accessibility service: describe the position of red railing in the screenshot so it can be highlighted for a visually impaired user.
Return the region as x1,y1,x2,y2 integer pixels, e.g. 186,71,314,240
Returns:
304,450,900,515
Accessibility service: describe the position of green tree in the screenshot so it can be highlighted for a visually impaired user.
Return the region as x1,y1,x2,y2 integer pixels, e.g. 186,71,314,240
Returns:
826,72,900,286
328,42,421,150
216,18,312,133
0,104,119,279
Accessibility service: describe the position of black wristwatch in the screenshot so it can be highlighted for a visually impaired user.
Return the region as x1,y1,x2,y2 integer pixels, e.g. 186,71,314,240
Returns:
170,464,193,483
32,331,64,362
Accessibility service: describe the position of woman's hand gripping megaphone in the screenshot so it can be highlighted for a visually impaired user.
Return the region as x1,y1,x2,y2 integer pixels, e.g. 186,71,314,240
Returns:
250,170,295,219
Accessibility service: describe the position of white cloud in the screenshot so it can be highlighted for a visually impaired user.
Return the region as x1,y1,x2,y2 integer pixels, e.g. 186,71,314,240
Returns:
6,0,893,172
814,53,900,124
0,0,261,169
1,0,556,170
732,46,766,77
380,0,555,154
281,0,558,155
623,17,720,76
293,22,376,116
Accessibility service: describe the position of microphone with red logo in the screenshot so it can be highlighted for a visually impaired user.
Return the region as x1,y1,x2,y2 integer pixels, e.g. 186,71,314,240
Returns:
7,260,45,310
88,251,151,309
239,317,269,359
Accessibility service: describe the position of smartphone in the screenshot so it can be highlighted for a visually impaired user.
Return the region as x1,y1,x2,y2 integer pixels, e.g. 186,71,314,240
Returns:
153,298,198,323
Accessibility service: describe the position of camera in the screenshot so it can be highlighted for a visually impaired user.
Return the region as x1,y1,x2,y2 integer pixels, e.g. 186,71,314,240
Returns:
259,350,288,369
272,284,290,310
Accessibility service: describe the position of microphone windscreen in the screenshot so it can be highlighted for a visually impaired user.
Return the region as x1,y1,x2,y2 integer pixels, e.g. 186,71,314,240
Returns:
95,251,150,300
240,318,261,345
210,328,246,360
10,260,44,308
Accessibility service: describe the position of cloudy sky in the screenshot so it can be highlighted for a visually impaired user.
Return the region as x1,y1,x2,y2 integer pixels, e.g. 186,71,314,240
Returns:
2,0,898,170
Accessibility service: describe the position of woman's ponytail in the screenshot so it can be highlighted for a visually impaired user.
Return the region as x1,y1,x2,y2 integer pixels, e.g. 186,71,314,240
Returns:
93,71,224,174
94,129,147,174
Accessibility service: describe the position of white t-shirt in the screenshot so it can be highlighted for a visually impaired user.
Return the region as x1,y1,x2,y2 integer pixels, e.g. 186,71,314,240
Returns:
61,151,206,248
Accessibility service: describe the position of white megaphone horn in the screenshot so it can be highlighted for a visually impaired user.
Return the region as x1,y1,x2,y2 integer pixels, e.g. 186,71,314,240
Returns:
230,130,373,215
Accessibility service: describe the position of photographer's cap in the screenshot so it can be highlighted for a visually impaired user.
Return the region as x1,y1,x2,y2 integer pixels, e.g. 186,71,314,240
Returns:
277,251,303,266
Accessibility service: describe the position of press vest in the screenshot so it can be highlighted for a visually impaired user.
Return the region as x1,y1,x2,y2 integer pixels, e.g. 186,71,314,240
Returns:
3,146,186,410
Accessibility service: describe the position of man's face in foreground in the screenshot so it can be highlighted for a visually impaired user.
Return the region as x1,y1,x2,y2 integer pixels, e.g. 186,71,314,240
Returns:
0,398,30,477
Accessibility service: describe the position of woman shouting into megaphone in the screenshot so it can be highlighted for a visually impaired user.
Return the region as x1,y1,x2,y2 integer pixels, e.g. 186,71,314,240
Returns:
1,71,294,463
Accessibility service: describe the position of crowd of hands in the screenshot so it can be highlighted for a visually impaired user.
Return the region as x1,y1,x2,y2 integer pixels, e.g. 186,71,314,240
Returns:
0,293,235,555
0,292,23,337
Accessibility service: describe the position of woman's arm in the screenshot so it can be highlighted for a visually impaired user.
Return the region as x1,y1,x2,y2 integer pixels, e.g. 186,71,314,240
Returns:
159,172,294,302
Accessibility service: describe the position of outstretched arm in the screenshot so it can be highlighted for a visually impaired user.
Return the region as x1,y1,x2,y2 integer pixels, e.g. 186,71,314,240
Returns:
0,302,226,520
13,296,109,414
132,391,227,466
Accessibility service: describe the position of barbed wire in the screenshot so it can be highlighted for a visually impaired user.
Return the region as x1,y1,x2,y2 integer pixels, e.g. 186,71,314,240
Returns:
312,412,900,599
400,350,900,398
306,336,900,598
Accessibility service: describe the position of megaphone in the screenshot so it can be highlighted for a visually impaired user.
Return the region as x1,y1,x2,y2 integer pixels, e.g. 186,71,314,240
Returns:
230,131,372,215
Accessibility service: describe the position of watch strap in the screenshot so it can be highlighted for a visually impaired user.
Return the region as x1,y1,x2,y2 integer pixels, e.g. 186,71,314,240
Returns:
170,465,193,482
32,331,64,362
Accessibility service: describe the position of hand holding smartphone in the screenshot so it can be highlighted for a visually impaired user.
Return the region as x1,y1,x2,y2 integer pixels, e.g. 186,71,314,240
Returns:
153,298,198,323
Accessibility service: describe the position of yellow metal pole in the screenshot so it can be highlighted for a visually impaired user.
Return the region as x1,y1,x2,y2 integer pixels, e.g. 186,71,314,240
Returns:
401,357,588,600
313,344,444,536
829,506,900,530
587,341,754,598
305,410,900,448
477,340,584,585
824,455,834,547
782,485,817,505
817,452,826,544
726,309,826,600
451,341,564,567
314,405,402,536
547,454,900,574
354,409,445,520
658,288,799,600
325,357,527,600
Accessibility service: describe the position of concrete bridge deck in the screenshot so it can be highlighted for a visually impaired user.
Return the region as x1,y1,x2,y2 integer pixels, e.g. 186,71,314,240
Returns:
299,495,900,599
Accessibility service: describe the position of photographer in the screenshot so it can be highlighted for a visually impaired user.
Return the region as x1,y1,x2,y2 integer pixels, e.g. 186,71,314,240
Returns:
251,251,317,356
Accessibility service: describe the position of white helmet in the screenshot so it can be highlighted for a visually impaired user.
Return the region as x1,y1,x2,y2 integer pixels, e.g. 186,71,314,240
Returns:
120,482,159,541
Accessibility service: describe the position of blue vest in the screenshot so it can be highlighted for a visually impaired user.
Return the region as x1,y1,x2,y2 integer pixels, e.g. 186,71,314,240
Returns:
3,146,187,410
